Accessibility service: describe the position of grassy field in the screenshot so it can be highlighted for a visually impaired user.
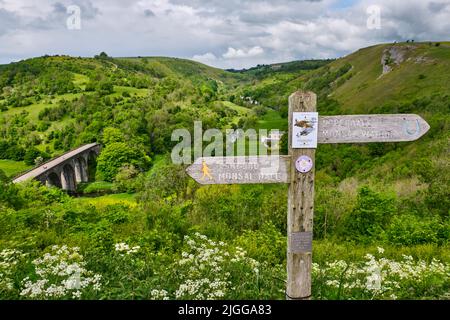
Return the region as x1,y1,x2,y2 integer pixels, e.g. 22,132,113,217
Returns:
73,73,90,88
77,181,115,194
73,193,137,208
0,160,32,177
111,86,149,98
1,93,84,121
0,87,149,132
256,109,286,130
329,42,450,113
220,101,250,114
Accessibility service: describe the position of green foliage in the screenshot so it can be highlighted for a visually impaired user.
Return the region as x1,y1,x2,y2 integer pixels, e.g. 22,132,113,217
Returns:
23,148,49,166
96,142,151,182
38,103,68,121
314,183,355,239
95,52,109,59
137,162,189,204
113,165,140,193
234,222,286,265
0,169,7,182
304,63,352,95
0,179,23,209
77,181,115,195
98,81,114,96
229,59,332,78
0,141,26,161
101,127,125,145
237,114,258,129
188,185,287,239
387,215,449,245
103,204,131,225
341,187,396,242
412,157,450,218
87,220,115,254
253,105,267,116
16,181,69,208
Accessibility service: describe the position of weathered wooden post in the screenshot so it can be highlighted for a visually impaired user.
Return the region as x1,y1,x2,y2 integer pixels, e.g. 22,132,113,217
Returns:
286,91,316,300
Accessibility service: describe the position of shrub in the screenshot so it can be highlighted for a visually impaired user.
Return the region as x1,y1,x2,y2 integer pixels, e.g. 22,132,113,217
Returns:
5,145,26,161
77,181,114,195
387,215,449,245
96,142,151,181
234,222,286,265
103,204,131,225
24,148,49,166
190,185,267,238
340,186,396,242
113,165,140,193
0,169,7,182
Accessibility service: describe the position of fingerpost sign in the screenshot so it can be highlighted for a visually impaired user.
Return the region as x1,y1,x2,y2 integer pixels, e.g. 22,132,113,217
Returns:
186,91,430,300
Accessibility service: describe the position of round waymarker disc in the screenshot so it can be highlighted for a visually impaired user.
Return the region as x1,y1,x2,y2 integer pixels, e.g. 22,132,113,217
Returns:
295,155,313,173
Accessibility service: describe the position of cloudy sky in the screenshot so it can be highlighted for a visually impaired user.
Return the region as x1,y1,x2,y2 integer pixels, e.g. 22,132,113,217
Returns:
0,0,449,69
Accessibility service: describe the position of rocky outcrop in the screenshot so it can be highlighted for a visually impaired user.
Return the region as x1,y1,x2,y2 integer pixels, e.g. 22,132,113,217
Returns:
380,45,416,76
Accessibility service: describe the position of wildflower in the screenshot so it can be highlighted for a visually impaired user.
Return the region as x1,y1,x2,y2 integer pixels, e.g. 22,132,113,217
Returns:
20,245,102,299
1,249,27,292
151,289,169,300
115,242,140,255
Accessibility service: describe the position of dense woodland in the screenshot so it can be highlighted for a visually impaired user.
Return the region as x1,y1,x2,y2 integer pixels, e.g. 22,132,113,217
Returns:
0,43,449,300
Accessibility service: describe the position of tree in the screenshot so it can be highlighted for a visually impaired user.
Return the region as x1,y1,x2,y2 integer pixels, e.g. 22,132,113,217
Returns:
95,52,109,59
0,169,7,182
113,164,140,193
98,81,114,96
253,105,267,117
96,142,151,181
341,186,396,242
0,172,23,209
24,148,48,166
238,114,258,129
102,127,125,145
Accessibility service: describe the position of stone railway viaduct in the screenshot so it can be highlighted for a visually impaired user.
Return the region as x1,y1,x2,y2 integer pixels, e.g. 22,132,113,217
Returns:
13,143,101,192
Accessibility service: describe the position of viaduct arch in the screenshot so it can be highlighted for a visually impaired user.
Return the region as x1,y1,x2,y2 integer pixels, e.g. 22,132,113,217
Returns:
13,143,101,192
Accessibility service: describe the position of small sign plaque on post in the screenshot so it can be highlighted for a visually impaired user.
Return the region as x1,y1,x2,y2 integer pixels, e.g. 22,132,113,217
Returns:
292,112,319,148
289,232,313,253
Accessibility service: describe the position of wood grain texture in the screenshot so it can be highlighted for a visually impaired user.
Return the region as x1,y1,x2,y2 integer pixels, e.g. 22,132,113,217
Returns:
318,114,430,143
186,156,291,184
286,91,316,300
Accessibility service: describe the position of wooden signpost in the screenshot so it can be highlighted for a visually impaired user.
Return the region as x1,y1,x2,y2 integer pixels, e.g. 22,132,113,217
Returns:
186,156,291,184
186,91,430,300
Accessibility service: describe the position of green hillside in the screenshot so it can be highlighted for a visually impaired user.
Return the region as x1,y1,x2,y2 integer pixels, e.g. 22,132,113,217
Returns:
236,42,449,175
0,45,449,300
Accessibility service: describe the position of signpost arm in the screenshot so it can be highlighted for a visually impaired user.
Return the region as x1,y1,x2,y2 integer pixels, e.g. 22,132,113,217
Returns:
286,91,317,300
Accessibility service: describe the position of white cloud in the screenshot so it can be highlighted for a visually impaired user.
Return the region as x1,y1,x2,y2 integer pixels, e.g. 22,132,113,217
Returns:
222,46,264,59
192,52,217,64
0,0,449,68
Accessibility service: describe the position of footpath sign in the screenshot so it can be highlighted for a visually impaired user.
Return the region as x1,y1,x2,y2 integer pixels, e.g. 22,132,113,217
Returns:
186,91,430,300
